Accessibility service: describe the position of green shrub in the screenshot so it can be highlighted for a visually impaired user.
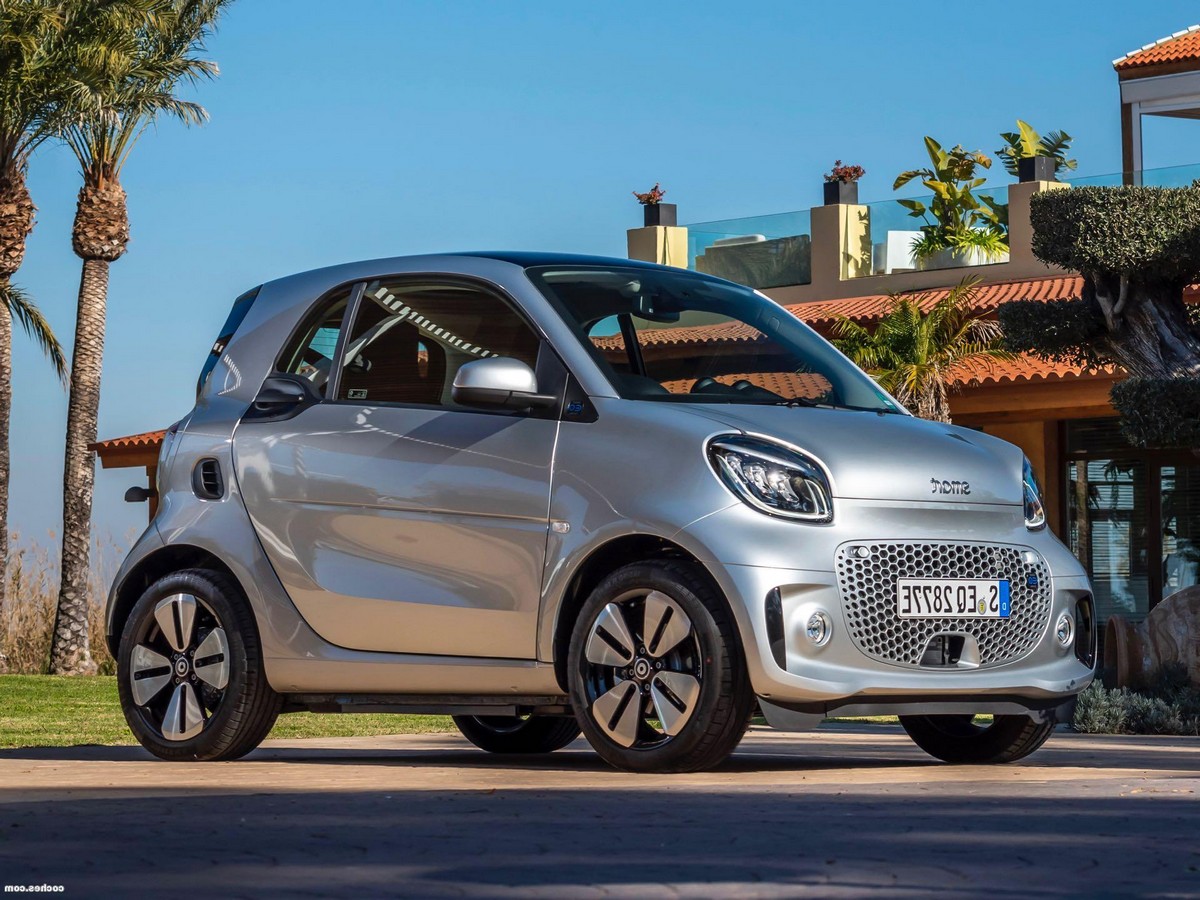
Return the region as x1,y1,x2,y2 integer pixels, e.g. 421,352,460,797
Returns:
1110,377,1200,448
1031,185,1200,282
997,297,1109,368
1073,663,1200,736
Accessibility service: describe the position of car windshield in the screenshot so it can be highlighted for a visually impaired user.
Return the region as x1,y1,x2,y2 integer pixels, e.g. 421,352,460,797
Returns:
526,265,902,413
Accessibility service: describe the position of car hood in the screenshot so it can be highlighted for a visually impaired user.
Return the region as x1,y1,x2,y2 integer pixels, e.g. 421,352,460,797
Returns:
683,405,1025,506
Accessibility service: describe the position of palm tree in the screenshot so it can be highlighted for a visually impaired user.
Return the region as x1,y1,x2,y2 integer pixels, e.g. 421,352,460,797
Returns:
0,0,70,612
49,0,229,674
832,278,1015,423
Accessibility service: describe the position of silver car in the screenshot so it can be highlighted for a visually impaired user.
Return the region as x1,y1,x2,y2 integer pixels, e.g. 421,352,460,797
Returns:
108,253,1096,772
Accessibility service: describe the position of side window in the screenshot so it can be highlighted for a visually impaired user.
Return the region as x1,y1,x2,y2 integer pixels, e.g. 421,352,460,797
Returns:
335,280,541,408
276,289,351,396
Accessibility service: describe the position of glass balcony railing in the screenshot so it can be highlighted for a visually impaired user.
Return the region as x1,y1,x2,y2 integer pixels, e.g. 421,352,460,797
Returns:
685,210,811,289
1063,161,1200,188
682,163,1200,288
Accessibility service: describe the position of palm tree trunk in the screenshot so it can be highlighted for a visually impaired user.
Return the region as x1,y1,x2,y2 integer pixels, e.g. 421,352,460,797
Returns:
0,284,10,617
48,259,107,675
0,169,35,622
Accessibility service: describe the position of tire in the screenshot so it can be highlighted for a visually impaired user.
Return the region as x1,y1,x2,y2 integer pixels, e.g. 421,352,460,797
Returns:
117,568,282,761
452,714,581,754
567,559,754,773
900,714,1055,764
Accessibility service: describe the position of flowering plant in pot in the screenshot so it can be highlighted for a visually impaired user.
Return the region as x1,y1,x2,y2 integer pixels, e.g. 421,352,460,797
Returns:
633,182,676,226
823,160,865,205
893,137,1008,268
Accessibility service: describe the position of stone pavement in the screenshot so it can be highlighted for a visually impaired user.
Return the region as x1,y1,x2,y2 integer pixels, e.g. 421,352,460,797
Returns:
0,726,1197,898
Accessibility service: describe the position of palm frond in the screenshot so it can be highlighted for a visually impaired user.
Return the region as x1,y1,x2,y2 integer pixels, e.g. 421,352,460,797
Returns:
1,279,67,381
828,277,1015,421
55,0,233,185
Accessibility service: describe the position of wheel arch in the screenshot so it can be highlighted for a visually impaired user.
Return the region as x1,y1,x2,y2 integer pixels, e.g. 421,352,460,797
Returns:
106,544,246,658
549,534,736,692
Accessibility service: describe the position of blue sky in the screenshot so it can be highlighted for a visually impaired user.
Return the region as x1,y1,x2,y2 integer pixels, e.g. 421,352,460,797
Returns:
9,0,1200,555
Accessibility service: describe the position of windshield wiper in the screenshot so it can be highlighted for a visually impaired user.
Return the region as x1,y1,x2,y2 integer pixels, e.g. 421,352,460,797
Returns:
775,399,903,415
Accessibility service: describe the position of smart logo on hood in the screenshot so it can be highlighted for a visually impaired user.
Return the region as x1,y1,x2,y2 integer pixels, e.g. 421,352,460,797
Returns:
931,478,971,496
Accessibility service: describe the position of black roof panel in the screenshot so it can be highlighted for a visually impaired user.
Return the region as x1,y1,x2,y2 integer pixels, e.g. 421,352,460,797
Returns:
457,251,687,271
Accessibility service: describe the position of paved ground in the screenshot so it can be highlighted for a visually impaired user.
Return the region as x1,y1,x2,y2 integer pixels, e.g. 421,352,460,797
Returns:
0,726,1197,898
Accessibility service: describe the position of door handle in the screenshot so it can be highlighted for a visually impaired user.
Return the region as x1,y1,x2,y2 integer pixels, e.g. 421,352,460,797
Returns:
246,375,320,421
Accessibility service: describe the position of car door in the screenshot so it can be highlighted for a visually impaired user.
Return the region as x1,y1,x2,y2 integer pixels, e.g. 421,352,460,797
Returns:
232,276,561,659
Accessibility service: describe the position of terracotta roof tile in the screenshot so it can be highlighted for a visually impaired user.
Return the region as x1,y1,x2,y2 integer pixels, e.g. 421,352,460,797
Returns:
90,429,167,454
1113,25,1200,71
951,355,1117,387
787,275,1086,329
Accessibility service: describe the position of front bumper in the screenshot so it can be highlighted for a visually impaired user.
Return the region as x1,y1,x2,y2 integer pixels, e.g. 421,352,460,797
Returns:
689,501,1097,713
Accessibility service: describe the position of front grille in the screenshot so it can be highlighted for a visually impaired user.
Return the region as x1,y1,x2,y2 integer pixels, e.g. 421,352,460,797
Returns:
834,541,1051,669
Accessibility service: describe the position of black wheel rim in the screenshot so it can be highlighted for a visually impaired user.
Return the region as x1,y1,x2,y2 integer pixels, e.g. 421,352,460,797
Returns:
579,589,703,751
127,593,230,742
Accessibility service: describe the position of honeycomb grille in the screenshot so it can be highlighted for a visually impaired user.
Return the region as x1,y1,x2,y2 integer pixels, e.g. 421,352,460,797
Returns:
834,542,1051,669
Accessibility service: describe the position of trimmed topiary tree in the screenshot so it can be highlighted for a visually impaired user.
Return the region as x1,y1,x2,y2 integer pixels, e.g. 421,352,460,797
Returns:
997,184,1200,447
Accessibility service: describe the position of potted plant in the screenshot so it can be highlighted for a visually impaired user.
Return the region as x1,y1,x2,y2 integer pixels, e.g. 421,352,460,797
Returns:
893,137,1008,269
633,183,676,227
823,160,865,205
996,119,1077,183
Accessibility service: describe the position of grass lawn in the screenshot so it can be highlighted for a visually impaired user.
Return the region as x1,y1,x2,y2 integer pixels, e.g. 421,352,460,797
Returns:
0,675,454,749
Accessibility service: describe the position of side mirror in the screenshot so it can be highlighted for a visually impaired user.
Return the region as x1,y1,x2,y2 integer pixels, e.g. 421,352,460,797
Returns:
451,357,558,411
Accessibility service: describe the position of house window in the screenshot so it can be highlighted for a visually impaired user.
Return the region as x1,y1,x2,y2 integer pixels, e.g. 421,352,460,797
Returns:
1065,417,1200,625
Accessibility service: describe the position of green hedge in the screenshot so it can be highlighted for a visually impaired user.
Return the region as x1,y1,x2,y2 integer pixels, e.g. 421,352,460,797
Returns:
997,297,1109,367
1031,185,1200,282
1110,377,1200,448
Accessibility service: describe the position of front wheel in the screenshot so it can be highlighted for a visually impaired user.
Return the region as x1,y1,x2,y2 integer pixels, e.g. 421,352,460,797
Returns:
568,560,754,773
900,714,1055,764
452,714,580,754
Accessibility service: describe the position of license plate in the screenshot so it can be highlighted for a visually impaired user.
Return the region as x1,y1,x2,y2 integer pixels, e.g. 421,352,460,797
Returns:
896,579,1011,618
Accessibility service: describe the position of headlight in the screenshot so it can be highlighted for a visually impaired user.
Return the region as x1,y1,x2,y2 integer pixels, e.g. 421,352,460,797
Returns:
708,435,832,522
1023,456,1046,530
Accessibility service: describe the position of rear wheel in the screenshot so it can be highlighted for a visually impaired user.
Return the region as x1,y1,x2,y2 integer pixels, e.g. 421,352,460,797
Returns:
452,714,580,754
900,714,1055,764
568,560,754,773
117,568,281,761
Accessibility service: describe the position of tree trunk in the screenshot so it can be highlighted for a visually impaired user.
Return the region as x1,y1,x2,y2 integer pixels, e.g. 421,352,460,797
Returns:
0,285,10,615
48,259,108,675
1087,274,1200,379
50,182,129,675
0,169,35,618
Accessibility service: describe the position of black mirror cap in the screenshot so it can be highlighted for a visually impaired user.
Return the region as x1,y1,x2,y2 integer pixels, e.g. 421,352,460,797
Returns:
451,384,559,411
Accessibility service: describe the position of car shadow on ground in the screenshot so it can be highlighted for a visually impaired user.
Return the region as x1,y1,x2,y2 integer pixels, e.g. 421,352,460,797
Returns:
0,742,929,773
2,734,1198,773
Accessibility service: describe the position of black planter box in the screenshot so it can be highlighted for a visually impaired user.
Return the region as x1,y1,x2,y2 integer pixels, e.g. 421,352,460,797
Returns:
1018,156,1057,183
823,181,859,205
643,203,677,227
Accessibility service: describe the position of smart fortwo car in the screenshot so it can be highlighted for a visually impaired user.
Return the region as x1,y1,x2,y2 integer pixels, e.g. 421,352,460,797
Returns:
108,252,1097,772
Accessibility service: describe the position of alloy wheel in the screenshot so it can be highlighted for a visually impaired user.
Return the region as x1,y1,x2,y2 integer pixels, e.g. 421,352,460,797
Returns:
128,593,230,741
579,589,703,749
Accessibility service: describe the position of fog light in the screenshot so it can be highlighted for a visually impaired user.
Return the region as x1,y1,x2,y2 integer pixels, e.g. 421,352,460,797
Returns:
805,611,832,646
1055,612,1074,648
